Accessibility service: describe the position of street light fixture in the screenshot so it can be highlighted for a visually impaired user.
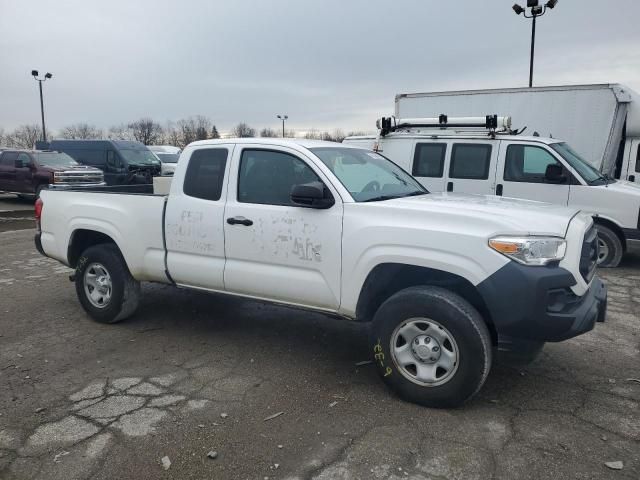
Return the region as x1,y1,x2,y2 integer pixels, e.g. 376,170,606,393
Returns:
32,70,53,143
512,0,558,87
277,114,288,138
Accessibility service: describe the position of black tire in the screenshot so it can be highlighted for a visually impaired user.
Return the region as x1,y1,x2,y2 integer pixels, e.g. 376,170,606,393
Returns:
74,244,140,324
595,224,623,268
370,286,492,408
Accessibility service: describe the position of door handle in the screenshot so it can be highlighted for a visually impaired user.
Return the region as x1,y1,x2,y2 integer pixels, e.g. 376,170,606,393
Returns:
227,216,253,226
446,181,453,192
496,184,503,196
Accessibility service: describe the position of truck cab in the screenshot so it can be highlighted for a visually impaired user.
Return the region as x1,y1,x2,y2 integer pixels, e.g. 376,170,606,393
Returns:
344,116,640,267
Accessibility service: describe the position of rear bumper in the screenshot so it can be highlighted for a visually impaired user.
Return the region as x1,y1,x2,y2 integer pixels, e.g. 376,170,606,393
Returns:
478,262,607,343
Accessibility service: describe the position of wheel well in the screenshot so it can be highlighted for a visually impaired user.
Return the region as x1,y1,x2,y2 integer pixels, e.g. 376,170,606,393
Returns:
67,230,118,268
355,263,497,342
593,217,626,252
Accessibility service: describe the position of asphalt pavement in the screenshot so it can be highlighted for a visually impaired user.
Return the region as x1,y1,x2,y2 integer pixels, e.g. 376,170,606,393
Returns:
0,202,639,479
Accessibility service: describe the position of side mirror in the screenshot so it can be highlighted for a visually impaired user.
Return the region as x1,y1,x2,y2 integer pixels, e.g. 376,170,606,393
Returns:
291,181,335,209
545,164,567,184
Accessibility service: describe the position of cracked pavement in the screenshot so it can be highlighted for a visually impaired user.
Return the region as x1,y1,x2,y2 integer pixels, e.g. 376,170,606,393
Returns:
0,226,639,479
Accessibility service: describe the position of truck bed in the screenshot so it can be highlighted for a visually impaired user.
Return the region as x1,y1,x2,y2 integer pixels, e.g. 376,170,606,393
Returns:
39,188,170,283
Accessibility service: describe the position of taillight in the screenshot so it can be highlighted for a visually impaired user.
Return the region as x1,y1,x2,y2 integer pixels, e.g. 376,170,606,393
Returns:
35,197,43,231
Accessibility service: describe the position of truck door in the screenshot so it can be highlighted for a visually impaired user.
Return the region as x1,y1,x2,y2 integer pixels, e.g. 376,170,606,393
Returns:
164,146,232,290
444,141,498,195
625,139,640,183
496,142,571,205
15,153,34,193
0,152,18,191
410,141,448,192
223,145,343,310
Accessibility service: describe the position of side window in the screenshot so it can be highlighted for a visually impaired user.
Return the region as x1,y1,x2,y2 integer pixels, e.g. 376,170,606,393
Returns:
238,149,320,206
17,153,31,166
183,148,228,201
413,143,446,177
449,144,492,180
70,149,106,166
0,152,18,166
504,145,563,183
636,144,640,173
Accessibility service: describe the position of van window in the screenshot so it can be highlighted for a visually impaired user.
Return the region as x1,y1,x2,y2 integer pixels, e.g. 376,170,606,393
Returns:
504,145,563,183
449,144,492,180
238,149,320,206
413,143,446,177
183,148,228,201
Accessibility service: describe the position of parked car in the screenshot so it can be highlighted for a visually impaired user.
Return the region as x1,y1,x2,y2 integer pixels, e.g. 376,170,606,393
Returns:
148,145,181,176
343,116,640,267
393,84,640,182
35,139,606,408
0,149,104,198
47,140,161,185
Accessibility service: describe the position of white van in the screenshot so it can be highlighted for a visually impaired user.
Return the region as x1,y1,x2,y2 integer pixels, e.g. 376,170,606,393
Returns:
344,116,640,267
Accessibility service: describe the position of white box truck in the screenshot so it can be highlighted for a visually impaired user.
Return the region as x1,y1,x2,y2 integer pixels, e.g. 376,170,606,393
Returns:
394,84,640,183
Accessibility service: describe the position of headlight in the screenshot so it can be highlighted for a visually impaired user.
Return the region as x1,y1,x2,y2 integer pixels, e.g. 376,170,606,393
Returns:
489,236,566,266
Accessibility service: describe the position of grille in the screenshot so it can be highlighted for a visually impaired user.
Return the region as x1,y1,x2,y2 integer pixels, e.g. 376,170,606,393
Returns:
53,170,104,184
579,225,598,283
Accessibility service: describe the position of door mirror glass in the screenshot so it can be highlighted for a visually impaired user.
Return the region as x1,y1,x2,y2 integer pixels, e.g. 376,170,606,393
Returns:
545,164,567,184
291,181,334,209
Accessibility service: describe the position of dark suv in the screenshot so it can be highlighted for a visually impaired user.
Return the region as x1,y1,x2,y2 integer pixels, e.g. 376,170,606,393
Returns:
0,150,104,198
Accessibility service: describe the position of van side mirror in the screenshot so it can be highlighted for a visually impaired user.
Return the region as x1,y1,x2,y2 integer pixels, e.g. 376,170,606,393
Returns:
545,164,567,184
291,181,335,209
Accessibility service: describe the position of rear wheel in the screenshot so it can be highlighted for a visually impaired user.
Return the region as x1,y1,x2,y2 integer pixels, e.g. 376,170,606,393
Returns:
370,286,492,408
595,224,623,268
74,244,140,323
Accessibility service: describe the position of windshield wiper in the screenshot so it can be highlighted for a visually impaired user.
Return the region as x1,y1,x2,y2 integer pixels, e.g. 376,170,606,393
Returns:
362,191,426,202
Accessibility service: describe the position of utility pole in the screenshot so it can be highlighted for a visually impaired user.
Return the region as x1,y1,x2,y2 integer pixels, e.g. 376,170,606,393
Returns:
277,114,288,138
31,70,53,142
512,0,558,88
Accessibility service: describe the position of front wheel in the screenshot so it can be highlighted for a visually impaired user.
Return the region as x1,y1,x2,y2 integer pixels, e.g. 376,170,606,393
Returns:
74,244,140,323
370,286,492,408
595,224,623,268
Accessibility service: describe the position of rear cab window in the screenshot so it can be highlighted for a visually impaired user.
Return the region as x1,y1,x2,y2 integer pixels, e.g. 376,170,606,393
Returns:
449,144,492,179
183,148,228,201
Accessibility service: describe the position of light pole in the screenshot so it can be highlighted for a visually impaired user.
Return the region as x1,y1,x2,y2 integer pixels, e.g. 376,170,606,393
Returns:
277,114,288,137
31,70,53,142
512,0,558,88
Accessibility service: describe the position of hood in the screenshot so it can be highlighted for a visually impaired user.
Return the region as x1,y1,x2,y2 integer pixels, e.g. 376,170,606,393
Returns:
378,193,580,237
601,179,640,197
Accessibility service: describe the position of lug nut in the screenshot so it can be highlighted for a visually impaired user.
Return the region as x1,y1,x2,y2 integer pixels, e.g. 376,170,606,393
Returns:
433,346,439,352
424,337,431,344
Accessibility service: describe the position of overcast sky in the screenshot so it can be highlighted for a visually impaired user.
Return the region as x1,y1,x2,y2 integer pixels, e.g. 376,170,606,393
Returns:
2,0,640,135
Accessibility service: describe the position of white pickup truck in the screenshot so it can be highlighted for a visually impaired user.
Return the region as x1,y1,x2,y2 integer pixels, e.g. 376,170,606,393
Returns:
35,138,607,408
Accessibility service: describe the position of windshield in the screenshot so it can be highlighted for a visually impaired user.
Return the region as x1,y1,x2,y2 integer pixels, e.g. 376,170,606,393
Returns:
550,142,610,186
119,149,159,166
311,147,427,202
34,152,78,167
155,153,179,163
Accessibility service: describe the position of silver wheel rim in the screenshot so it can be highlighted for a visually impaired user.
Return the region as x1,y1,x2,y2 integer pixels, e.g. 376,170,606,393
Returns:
84,262,112,309
597,238,609,264
390,318,459,387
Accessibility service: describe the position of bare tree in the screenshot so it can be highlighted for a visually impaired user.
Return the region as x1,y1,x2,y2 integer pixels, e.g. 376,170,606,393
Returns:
259,127,278,138
177,116,213,147
303,128,322,140
107,124,134,141
127,118,163,145
210,125,220,139
58,123,103,140
281,128,296,138
162,121,182,146
232,122,256,138
0,128,5,146
6,125,42,148
332,129,346,143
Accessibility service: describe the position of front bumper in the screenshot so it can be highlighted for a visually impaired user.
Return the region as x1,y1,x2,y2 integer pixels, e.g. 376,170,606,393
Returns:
477,262,607,343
